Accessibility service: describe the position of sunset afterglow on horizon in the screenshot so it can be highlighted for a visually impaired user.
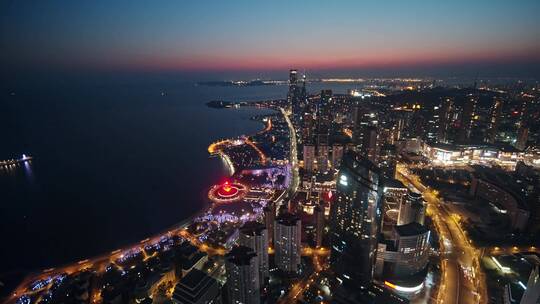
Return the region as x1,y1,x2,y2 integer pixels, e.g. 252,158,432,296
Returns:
2,0,540,77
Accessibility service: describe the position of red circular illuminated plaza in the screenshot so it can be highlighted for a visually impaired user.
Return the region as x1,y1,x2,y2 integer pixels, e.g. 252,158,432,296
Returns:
208,181,248,203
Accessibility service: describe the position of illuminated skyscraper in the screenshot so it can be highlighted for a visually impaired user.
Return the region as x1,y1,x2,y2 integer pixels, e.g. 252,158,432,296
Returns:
225,245,260,304
486,97,503,144
457,94,478,143
362,125,378,163
288,69,299,112
331,144,344,170
330,151,382,286
437,97,454,143
274,212,302,273
238,221,269,287
316,144,330,173
379,144,397,179
303,144,316,173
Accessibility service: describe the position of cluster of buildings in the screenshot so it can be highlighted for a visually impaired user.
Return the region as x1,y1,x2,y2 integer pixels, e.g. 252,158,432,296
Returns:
9,70,540,304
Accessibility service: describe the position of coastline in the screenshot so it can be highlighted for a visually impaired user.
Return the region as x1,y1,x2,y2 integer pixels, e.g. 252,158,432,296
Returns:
4,103,275,303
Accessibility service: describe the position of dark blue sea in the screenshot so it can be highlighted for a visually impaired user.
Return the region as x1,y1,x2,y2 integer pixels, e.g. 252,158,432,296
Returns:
0,79,356,279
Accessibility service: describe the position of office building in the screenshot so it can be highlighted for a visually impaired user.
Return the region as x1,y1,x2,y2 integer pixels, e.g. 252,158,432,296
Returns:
330,150,382,286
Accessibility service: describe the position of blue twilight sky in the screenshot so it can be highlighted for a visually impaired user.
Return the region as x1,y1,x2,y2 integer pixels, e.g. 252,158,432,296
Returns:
1,0,540,79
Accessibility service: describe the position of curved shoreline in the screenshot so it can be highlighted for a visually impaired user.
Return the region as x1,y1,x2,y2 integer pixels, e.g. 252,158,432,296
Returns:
5,104,275,304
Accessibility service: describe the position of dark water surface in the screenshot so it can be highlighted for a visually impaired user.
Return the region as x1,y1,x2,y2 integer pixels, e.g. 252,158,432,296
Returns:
0,80,355,277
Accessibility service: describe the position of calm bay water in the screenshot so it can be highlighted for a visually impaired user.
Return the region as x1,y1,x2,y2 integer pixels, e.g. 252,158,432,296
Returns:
0,80,355,278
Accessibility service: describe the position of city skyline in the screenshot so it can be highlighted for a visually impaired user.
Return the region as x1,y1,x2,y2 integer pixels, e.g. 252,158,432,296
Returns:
3,1,540,303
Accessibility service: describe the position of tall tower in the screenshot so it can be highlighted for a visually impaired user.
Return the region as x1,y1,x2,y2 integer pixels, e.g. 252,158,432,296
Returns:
457,94,478,143
288,69,299,112
378,144,397,179
330,150,382,286
238,221,269,287
362,125,378,163
486,97,503,144
274,212,302,273
316,144,330,173
225,246,260,304
303,144,316,173
437,97,454,143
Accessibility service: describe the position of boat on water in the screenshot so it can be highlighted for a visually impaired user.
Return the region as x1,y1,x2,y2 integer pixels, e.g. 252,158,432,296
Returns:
0,154,33,167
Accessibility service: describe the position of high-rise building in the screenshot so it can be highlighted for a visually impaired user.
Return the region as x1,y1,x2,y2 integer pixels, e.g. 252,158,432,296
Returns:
274,212,302,273
225,246,260,304
314,204,325,248
303,144,316,173
362,125,378,163
516,125,529,151
331,144,344,170
352,105,369,150
378,144,397,179
457,94,478,143
287,69,299,112
486,97,503,144
238,221,269,287
437,97,454,143
397,192,426,226
263,204,275,248
319,89,333,119
172,269,222,304
378,223,431,277
380,179,409,238
316,144,330,173
301,113,314,142
330,150,382,286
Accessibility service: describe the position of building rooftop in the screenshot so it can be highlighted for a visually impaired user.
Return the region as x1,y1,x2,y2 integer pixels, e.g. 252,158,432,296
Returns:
276,212,300,226
395,222,429,237
226,245,257,266
239,221,266,237
382,178,407,189
172,269,219,304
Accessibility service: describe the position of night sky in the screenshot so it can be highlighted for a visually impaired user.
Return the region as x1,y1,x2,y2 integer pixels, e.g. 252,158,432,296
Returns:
1,0,540,79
